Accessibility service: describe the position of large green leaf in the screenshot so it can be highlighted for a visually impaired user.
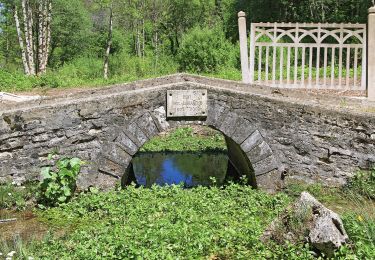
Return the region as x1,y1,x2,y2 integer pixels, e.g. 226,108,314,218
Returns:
63,186,72,197
41,167,52,179
57,158,70,169
70,158,82,168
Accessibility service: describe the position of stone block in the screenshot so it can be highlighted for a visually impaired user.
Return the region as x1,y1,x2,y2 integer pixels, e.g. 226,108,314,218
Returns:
217,111,240,137
230,117,255,144
116,131,139,155
101,141,132,167
241,130,263,153
246,141,273,164
151,106,169,131
206,101,226,128
252,155,278,176
135,113,159,139
125,122,148,147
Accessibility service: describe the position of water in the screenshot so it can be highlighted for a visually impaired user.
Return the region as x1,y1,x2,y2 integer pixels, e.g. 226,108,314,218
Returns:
132,152,229,188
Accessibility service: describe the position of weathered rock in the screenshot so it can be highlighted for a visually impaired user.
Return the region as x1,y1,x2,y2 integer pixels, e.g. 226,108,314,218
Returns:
262,192,349,257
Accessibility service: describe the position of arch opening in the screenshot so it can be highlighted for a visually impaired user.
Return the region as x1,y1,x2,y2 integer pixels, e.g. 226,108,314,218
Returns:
120,126,251,188
94,106,281,192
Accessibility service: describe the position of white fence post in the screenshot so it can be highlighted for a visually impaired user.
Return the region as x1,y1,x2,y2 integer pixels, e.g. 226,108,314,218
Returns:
368,7,375,100
238,11,251,83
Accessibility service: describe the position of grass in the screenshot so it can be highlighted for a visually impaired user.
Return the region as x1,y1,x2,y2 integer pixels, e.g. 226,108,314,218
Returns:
1,129,374,259
0,182,37,212
1,182,373,259
140,127,227,153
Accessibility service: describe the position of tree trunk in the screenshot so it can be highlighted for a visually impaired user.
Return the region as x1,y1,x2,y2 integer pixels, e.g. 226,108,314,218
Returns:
13,5,30,75
21,0,35,75
39,0,52,74
38,0,45,73
142,18,145,58
13,0,52,76
136,22,141,57
103,4,113,80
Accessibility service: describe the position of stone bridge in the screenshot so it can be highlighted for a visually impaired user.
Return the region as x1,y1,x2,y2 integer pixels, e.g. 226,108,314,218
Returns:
1,74,375,192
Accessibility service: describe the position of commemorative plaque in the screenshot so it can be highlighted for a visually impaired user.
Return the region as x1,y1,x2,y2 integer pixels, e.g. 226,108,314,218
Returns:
167,89,207,118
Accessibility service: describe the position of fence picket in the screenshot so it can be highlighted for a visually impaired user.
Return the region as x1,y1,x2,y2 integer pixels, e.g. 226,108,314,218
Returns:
331,47,335,88
346,47,351,87
316,47,320,88
339,47,343,87
294,47,298,86
287,47,291,85
354,47,358,88
272,46,277,85
309,47,313,86
323,47,328,86
280,47,284,85
301,47,306,87
265,46,269,83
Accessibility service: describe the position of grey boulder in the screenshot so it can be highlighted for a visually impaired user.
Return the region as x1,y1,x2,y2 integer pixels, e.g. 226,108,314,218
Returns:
262,192,349,257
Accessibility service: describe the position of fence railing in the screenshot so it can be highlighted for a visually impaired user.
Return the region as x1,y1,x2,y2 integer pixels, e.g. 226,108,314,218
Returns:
249,22,366,90
238,8,375,98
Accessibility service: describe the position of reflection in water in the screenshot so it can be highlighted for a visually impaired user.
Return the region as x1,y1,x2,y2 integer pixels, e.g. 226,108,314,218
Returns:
132,152,228,187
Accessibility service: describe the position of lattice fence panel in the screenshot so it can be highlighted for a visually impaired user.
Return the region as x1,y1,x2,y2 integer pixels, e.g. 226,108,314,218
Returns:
249,23,367,90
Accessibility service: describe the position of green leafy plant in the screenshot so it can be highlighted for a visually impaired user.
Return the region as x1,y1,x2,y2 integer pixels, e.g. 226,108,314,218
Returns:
346,170,375,199
37,157,83,207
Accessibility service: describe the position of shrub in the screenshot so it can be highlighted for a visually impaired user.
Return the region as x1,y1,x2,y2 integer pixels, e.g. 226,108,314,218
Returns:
37,157,83,207
177,26,237,73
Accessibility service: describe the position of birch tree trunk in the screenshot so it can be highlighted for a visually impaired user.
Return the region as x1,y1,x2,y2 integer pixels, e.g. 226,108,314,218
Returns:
38,0,45,73
14,0,52,76
21,0,35,75
39,0,52,74
14,5,30,75
103,4,113,80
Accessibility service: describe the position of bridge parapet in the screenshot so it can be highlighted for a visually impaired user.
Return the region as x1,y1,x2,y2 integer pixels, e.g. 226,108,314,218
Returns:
1,74,375,191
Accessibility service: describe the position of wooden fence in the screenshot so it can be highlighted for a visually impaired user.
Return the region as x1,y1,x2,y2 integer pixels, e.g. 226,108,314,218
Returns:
237,10,375,95
249,23,366,90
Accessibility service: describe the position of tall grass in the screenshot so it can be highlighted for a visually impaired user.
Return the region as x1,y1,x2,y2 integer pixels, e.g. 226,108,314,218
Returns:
0,54,179,92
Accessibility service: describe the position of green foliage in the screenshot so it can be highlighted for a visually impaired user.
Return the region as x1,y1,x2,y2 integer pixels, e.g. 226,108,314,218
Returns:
0,54,179,92
49,0,94,67
0,182,37,210
177,26,237,73
339,191,375,259
346,170,375,199
37,157,82,207
32,184,293,259
140,127,227,152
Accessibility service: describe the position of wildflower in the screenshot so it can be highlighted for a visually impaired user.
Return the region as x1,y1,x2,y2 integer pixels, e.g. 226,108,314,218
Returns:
7,251,16,256
8,193,12,196
0,252,3,256
28,257,34,260
357,215,363,222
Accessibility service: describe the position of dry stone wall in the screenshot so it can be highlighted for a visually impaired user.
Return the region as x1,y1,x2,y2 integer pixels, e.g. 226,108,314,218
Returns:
1,74,375,191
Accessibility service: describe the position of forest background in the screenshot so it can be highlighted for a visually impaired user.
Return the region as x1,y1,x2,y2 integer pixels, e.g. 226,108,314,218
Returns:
0,0,373,92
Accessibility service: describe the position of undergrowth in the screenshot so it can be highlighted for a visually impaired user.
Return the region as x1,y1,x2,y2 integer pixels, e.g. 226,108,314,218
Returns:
0,182,37,211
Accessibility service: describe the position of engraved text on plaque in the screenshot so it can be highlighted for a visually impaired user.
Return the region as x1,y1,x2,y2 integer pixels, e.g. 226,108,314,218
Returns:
167,89,207,118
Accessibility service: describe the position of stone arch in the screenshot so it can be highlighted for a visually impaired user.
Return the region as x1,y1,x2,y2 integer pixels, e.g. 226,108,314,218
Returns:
93,104,282,192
